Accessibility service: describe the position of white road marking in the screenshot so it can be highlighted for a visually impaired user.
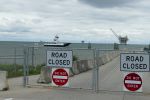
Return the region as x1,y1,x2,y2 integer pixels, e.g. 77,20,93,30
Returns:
4,98,14,100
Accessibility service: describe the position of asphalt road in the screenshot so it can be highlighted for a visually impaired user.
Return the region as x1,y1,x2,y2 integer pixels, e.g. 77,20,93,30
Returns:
1,57,150,100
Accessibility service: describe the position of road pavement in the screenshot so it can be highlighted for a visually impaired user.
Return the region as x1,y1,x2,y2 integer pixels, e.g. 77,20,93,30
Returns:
1,57,150,100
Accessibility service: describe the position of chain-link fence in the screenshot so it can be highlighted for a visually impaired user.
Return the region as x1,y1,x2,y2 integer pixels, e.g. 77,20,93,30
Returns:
25,47,120,91
1,43,150,94
0,47,24,78
26,47,95,90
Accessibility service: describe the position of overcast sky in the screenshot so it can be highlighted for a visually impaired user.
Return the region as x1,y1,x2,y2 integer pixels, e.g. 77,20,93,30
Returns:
0,0,150,44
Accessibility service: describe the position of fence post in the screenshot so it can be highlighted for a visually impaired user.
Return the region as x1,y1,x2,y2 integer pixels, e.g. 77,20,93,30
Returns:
92,49,99,92
23,47,29,87
14,48,17,75
32,47,34,67
96,50,99,92
26,47,29,85
92,49,95,91
23,47,27,87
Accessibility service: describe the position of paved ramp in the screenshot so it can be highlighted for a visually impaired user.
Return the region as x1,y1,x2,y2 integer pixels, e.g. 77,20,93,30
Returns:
99,57,122,91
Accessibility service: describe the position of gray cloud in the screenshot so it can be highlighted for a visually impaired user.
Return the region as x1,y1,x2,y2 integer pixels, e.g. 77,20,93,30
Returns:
79,0,138,8
0,25,31,33
0,16,35,33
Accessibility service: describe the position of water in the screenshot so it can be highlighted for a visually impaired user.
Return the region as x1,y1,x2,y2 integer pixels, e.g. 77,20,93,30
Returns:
0,41,148,65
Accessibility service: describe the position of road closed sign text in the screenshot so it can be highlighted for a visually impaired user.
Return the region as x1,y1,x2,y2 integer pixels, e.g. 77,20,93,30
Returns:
120,53,150,72
47,50,72,67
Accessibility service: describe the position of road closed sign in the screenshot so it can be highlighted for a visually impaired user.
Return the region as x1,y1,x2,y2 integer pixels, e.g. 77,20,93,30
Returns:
51,68,69,87
120,53,150,72
47,50,72,68
123,72,142,92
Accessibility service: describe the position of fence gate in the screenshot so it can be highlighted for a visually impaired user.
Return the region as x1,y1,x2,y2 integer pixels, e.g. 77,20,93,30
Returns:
25,47,96,91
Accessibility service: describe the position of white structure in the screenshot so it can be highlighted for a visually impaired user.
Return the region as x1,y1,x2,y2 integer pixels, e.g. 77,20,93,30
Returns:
0,71,9,91
110,29,129,44
53,35,59,43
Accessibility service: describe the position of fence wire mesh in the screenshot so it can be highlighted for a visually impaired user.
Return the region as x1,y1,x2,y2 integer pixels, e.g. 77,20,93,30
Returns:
1,44,150,94
27,48,95,90
0,47,24,78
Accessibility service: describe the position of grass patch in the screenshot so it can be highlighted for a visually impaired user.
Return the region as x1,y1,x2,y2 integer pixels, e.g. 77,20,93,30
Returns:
0,64,44,78
28,64,44,75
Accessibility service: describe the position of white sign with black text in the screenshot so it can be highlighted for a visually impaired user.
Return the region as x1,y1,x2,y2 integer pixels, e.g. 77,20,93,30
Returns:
120,53,150,72
47,50,72,68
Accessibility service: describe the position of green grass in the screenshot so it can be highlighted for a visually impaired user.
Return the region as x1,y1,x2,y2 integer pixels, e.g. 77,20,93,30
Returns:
28,64,44,75
0,64,44,78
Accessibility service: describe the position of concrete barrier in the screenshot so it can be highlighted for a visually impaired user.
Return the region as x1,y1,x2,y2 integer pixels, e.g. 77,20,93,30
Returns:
0,71,9,91
77,60,89,73
71,62,80,75
69,68,74,77
101,55,107,64
37,67,51,83
97,57,104,66
87,60,94,69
